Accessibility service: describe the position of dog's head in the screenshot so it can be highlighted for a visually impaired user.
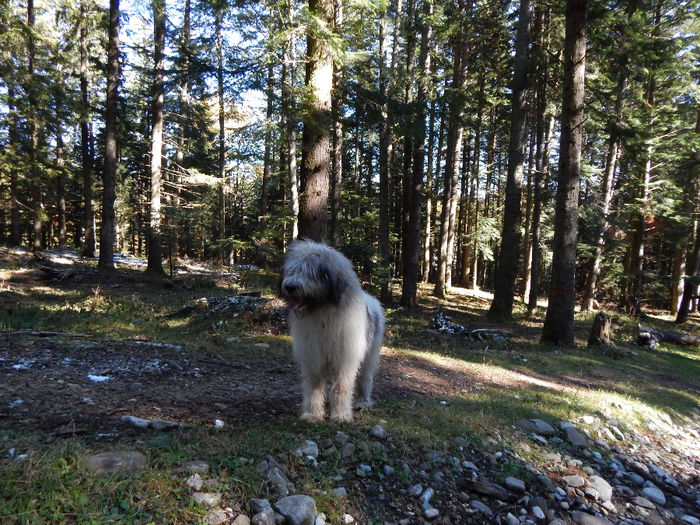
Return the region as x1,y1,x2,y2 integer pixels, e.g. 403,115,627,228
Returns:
278,240,349,314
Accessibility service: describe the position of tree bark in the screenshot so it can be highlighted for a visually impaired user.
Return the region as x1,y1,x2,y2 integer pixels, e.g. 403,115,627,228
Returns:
56,123,67,247
7,83,21,246
281,0,299,243
434,1,470,298
261,62,274,219
541,0,587,345
488,0,531,320
80,0,95,257
298,0,334,242
147,0,166,274
328,0,344,247
26,0,42,251
216,9,226,261
98,0,120,271
588,312,612,347
401,0,432,309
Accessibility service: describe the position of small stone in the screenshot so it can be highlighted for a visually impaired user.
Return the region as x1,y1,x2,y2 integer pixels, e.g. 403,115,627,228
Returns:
274,495,317,525
340,443,355,459
382,464,394,476
186,473,203,490
632,496,656,509
571,510,613,524
120,415,150,428
370,425,387,440
588,475,613,502
505,512,519,525
462,460,478,471
176,459,210,474
335,431,349,444
505,476,526,493
232,515,251,525
84,451,148,476
341,514,354,523
251,508,276,525
641,486,666,506
470,500,493,516
420,487,435,505
214,419,225,428
531,505,545,521
409,484,423,496
314,513,326,525
193,492,221,507
562,475,586,488
627,473,645,486
565,427,588,447
424,508,440,520
518,418,557,436
331,487,347,498
295,440,319,459
681,515,700,525
204,509,229,524
532,433,549,445
250,499,272,514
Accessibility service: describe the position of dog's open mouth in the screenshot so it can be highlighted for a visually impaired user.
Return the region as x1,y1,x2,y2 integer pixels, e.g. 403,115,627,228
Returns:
286,299,304,311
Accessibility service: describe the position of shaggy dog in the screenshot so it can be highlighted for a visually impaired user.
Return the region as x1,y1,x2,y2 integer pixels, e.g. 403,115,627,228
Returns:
279,240,385,423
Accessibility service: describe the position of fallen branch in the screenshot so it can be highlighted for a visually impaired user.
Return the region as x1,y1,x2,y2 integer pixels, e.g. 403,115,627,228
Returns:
636,324,700,349
4,330,90,338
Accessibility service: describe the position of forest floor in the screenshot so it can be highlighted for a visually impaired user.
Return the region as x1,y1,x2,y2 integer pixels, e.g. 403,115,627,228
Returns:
0,246,699,525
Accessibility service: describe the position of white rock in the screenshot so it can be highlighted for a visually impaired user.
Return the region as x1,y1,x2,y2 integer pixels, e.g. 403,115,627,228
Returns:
193,492,222,507
186,473,204,490
532,505,545,521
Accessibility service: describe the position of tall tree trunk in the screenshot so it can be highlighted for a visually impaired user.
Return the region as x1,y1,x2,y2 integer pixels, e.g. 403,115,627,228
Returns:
488,0,531,320
328,0,344,246
281,1,299,242
80,0,95,257
541,0,587,345
261,62,273,219
56,124,67,247
434,1,470,298
520,132,535,299
422,94,437,283
670,247,686,315
378,8,392,303
99,0,120,271
7,83,21,246
216,9,226,261
26,0,42,251
147,0,165,274
401,0,432,308
298,0,334,242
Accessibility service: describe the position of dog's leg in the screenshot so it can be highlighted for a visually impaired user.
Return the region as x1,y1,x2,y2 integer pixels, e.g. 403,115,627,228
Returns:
301,373,326,423
355,349,379,409
329,369,357,422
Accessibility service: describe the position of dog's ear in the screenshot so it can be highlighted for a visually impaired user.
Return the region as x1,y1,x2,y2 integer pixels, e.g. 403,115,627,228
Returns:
320,262,346,304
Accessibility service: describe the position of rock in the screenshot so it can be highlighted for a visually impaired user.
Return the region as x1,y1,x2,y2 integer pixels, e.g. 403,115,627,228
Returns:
341,514,354,524
633,496,656,509
628,472,645,486
250,498,273,514
335,431,349,444
562,475,586,488
370,425,387,440
295,441,319,459
505,512,519,525
681,515,700,525
340,443,355,459
584,487,600,500
532,505,546,521
588,475,613,502
424,508,440,520
504,476,526,494
462,479,509,500
251,508,276,525
331,487,347,498
642,486,666,506
420,487,434,506
409,484,423,496
571,510,613,524
192,492,221,507
470,500,493,516
84,451,148,476
314,513,326,525
462,460,478,471
120,415,150,428
204,509,229,524
175,459,210,474
149,419,179,430
565,427,588,447
549,520,566,525
274,495,317,525
186,473,204,490
382,464,394,476
232,515,251,525
532,434,549,445
518,418,557,436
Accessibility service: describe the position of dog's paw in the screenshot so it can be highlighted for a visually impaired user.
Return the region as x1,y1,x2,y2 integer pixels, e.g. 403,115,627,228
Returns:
330,411,353,423
354,399,374,410
300,412,324,424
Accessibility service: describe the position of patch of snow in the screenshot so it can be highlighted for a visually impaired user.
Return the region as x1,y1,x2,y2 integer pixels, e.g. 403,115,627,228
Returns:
87,374,112,383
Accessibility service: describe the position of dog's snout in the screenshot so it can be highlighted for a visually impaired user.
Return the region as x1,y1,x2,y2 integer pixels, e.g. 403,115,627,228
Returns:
285,283,298,294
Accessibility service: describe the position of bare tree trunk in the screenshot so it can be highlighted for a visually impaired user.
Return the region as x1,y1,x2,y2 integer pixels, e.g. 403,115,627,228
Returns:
422,94,437,283
671,247,686,315
281,0,299,242
7,82,21,246
26,0,43,251
147,0,166,274
541,0,587,345
56,123,67,247
298,0,334,242
261,62,273,218
80,0,95,257
400,0,432,308
98,0,120,271
216,9,226,261
378,6,393,303
488,0,531,320
435,2,469,298
328,0,344,247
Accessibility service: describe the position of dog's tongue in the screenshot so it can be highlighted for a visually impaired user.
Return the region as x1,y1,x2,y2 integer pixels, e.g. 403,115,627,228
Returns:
287,299,301,311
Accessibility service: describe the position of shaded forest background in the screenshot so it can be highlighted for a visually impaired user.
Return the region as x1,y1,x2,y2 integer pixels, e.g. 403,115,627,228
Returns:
0,0,698,335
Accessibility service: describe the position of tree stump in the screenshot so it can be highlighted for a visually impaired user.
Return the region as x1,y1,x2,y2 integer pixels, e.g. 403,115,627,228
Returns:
588,312,612,346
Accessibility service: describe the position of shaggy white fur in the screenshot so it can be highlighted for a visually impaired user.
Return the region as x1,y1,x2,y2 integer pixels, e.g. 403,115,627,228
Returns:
279,240,385,422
